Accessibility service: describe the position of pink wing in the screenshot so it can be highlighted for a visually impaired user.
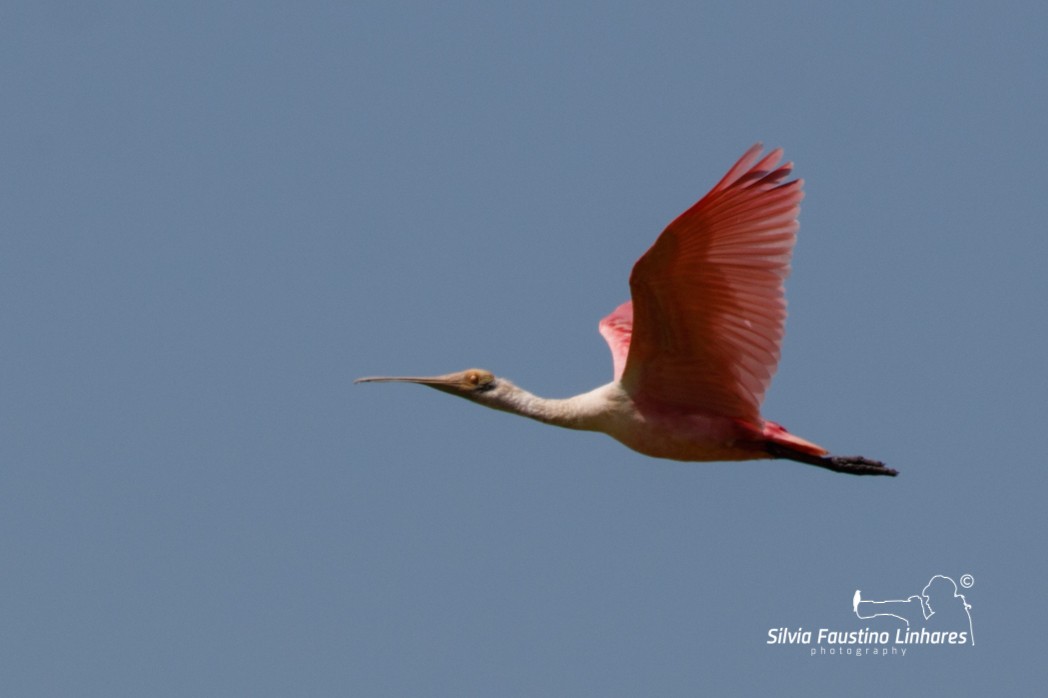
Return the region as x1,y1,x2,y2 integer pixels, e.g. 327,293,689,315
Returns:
598,301,633,381
601,144,803,422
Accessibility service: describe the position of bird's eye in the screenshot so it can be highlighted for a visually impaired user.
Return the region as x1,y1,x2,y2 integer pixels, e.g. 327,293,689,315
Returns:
465,370,495,391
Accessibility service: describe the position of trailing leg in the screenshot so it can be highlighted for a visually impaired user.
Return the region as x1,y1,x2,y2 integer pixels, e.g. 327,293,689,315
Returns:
766,442,898,477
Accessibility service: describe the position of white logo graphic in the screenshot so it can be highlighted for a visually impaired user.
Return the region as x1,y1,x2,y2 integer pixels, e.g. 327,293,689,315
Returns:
853,574,974,645
766,573,975,656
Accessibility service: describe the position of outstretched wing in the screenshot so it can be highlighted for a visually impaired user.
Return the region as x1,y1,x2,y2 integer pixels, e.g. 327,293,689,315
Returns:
607,144,803,422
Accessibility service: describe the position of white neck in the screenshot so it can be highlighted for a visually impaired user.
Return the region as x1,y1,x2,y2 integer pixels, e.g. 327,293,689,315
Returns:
481,381,623,432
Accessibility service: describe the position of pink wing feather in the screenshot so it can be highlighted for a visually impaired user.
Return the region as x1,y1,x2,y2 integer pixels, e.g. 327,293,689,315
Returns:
597,301,633,381
598,144,803,422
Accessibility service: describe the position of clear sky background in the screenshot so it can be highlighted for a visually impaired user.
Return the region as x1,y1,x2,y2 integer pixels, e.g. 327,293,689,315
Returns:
2,2,1046,695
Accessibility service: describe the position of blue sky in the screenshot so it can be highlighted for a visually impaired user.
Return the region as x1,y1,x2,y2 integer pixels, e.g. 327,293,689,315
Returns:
2,2,1046,695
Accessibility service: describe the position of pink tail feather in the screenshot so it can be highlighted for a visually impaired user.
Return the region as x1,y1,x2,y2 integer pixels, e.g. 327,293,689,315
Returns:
761,420,828,457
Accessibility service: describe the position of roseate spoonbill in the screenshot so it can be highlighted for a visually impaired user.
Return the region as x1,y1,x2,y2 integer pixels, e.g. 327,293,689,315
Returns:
358,145,896,476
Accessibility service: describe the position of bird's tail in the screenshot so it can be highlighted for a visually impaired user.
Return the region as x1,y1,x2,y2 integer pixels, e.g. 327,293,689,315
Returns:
761,420,897,476
761,420,827,457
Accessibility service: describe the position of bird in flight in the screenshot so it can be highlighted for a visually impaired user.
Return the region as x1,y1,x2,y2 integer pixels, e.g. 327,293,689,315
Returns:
358,145,896,476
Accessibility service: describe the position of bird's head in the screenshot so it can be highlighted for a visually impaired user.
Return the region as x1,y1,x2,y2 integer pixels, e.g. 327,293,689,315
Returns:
355,368,506,403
